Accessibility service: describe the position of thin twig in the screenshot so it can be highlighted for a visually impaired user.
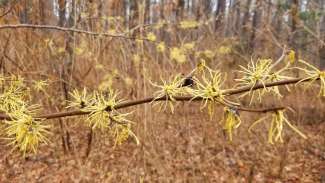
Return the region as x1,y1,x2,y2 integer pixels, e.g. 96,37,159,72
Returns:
268,47,287,71
0,24,151,41
85,127,93,158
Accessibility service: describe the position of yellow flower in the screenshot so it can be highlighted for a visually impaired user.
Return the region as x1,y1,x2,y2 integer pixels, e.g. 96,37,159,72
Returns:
146,32,157,42
179,20,200,29
33,80,48,92
217,46,231,55
156,42,166,53
83,90,123,130
150,75,184,113
98,79,113,91
170,47,186,64
196,59,206,73
67,88,91,109
222,107,241,141
249,110,307,144
112,69,119,76
136,39,144,44
154,21,166,29
5,113,51,156
203,50,215,59
95,64,104,70
80,12,88,19
74,47,84,55
296,59,325,96
124,77,133,87
183,42,195,50
287,50,295,64
133,54,141,67
110,122,139,147
107,29,117,34
57,47,65,53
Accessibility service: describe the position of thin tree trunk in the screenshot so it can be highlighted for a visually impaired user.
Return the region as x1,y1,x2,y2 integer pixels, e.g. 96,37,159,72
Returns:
241,0,252,50
289,0,300,77
272,0,284,39
318,0,325,70
215,0,226,30
234,0,241,35
289,0,300,48
19,0,29,23
144,0,150,23
176,0,185,21
250,0,262,51
203,0,211,20
58,0,66,27
129,0,139,28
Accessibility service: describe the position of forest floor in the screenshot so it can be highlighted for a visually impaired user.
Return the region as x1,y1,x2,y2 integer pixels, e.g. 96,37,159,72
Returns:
0,102,324,183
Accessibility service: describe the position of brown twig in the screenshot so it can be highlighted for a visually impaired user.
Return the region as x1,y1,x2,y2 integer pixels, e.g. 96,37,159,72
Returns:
85,127,93,158
278,137,291,179
0,76,318,121
0,24,152,41
58,118,69,154
0,34,11,75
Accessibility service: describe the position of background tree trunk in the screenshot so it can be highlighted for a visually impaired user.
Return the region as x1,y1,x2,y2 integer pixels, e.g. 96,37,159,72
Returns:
250,0,262,51
215,0,226,31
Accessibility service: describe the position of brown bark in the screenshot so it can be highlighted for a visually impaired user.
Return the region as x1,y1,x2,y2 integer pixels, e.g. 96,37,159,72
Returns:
215,0,226,30
319,0,325,70
272,0,284,39
203,0,211,19
289,0,300,73
250,0,262,50
129,0,139,28
144,0,150,23
241,0,252,50
176,0,185,21
38,0,55,25
109,0,125,17
58,0,66,26
289,0,300,47
241,0,252,36
234,0,241,35
18,0,29,23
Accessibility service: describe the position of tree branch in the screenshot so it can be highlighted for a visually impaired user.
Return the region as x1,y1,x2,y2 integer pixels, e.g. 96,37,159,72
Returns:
0,77,317,121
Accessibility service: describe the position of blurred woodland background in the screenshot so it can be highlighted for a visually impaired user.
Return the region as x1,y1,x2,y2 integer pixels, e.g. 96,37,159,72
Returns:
0,0,325,182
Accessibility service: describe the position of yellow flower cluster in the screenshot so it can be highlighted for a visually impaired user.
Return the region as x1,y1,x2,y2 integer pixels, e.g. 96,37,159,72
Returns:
146,32,157,42
67,88,140,145
170,47,186,64
287,50,296,64
183,42,195,50
179,20,200,29
151,74,185,113
156,42,166,53
5,113,50,156
249,110,307,144
222,107,241,141
217,46,232,55
1,76,50,155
